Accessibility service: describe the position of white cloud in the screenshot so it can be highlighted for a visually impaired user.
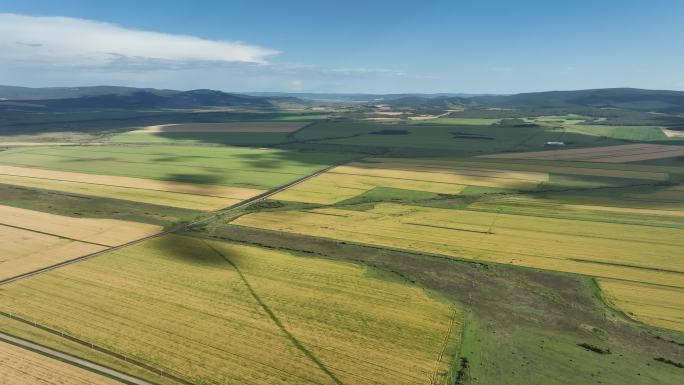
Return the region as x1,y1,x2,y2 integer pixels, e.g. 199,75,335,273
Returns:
0,13,278,70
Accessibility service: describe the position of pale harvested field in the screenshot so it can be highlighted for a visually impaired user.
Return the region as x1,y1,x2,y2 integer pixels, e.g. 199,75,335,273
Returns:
0,142,73,147
0,341,120,385
0,225,104,281
661,127,684,138
0,235,461,385
0,174,239,211
234,203,684,288
371,157,669,180
481,144,684,163
599,280,684,332
0,165,263,200
131,122,307,133
0,205,161,247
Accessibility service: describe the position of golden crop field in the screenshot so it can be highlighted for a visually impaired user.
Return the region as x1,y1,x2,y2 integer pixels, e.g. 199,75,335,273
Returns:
131,122,308,133
0,205,161,247
0,205,161,280
0,235,461,385
274,170,465,204
0,164,263,209
233,203,684,289
274,160,544,204
598,280,684,332
481,143,684,163
0,173,239,211
0,341,120,385
0,225,105,281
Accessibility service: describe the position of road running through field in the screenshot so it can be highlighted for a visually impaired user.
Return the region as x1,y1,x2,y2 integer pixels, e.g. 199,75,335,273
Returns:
0,162,342,286
0,332,155,385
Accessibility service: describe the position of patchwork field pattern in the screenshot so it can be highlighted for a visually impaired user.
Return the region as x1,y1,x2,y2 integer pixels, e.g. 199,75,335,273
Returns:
274,160,546,204
0,146,352,211
234,203,684,288
482,143,684,163
0,235,461,385
599,280,684,332
0,165,260,211
236,154,684,332
0,341,120,385
130,122,308,133
0,205,160,280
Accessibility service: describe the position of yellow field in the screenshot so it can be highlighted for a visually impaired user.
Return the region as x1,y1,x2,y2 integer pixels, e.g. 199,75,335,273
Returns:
274,171,466,204
233,203,684,289
0,235,461,385
0,341,119,385
481,143,684,163
0,164,262,210
274,160,544,204
0,174,239,211
599,280,684,332
0,205,161,280
0,205,161,246
131,122,307,133
0,225,105,281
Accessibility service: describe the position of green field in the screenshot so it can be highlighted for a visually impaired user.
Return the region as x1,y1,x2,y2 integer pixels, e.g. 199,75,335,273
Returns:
0,145,354,189
287,121,630,155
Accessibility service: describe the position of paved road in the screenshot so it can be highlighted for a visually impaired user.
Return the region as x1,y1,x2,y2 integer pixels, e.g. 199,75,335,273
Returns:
0,332,155,385
0,163,339,286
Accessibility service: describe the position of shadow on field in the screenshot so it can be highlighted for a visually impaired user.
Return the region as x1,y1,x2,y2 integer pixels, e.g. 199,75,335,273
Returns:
161,173,224,185
209,226,684,385
202,240,346,385
151,235,227,267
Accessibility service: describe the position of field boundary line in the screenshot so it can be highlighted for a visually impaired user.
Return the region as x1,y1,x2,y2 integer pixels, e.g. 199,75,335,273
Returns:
0,162,342,286
0,330,162,385
0,222,112,247
430,305,460,385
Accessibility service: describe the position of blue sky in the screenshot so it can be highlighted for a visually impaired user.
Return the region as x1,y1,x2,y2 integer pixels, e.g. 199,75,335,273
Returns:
1,0,683,93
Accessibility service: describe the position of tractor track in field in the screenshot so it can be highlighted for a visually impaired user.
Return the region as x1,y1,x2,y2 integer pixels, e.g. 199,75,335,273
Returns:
0,162,341,286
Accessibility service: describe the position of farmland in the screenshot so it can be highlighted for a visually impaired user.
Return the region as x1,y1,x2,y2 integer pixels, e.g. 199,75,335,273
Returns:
231,154,684,338
0,204,160,280
0,146,352,189
129,122,308,133
233,203,684,287
0,235,461,385
1,86,684,385
482,143,684,163
0,341,120,385
112,122,309,146
599,280,684,332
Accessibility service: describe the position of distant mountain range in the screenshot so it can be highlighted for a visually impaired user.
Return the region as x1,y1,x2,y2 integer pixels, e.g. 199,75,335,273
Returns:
1,85,684,113
396,88,684,113
0,86,305,110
